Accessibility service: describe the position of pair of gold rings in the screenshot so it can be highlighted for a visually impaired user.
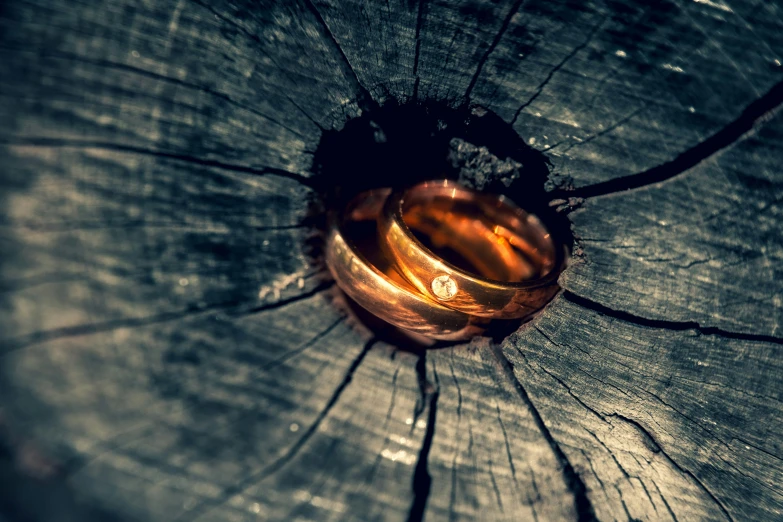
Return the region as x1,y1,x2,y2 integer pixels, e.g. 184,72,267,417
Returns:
326,180,565,341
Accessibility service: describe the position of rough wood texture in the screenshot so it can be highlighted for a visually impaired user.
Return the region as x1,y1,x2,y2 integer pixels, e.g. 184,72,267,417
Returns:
1,0,782,521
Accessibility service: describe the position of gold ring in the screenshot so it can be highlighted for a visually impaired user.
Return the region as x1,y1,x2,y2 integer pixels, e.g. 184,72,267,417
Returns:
325,189,486,341
378,180,564,319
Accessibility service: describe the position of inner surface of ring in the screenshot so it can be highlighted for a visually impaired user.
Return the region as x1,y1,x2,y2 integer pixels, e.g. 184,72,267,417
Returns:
401,185,557,283
344,189,415,288
346,189,499,285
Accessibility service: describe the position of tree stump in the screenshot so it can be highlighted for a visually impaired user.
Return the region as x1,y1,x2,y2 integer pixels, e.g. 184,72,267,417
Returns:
1,1,781,521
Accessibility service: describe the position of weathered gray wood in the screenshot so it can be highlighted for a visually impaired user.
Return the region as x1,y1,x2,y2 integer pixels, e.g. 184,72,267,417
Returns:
502,295,782,521
562,114,783,336
1,0,782,521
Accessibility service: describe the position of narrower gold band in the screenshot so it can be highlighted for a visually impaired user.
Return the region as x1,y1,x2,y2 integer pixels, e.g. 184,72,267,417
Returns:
378,180,565,319
325,189,485,341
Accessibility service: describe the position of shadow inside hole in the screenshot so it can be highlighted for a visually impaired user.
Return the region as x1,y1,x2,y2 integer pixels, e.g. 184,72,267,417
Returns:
307,99,573,346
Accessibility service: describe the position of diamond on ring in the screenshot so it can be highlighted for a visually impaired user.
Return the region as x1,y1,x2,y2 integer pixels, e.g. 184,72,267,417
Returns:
431,275,458,300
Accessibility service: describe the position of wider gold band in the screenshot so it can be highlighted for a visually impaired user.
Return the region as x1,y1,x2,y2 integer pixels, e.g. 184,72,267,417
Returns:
377,180,564,320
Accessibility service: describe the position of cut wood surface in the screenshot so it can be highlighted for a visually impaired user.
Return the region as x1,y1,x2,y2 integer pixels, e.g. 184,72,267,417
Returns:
1,0,782,521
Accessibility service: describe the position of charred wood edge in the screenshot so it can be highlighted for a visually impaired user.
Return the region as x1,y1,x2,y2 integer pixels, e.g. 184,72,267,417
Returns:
551,79,783,201
406,352,439,522
563,291,783,345
0,280,335,356
0,137,316,189
489,343,598,522
170,336,378,521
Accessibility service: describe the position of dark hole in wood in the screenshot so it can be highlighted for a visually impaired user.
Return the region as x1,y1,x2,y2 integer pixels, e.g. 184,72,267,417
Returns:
306,100,573,346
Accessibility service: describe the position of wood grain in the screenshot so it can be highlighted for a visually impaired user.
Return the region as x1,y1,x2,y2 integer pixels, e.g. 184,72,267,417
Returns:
1,0,782,521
